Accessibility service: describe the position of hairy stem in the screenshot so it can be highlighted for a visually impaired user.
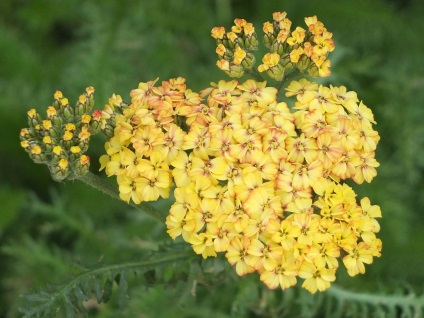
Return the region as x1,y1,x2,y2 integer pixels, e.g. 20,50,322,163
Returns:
277,70,303,96
77,171,166,222
246,68,266,82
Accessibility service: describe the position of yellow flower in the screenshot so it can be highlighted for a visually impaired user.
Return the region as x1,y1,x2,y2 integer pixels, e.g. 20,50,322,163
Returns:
70,146,81,154
211,26,225,39
132,125,164,157
189,233,217,259
286,133,318,164
216,43,226,56
259,252,298,290
137,151,169,179
27,108,37,118
207,220,238,252
31,145,42,155
42,136,52,145
273,11,287,22
263,21,274,34
233,46,247,66
298,261,336,293
216,59,230,71
58,158,69,170
42,120,53,130
287,26,306,46
289,47,304,63
285,79,318,98
54,90,63,100
65,123,76,131
171,151,192,187
138,172,172,201
290,212,320,245
225,236,255,276
258,53,280,72
238,79,278,106
343,242,374,276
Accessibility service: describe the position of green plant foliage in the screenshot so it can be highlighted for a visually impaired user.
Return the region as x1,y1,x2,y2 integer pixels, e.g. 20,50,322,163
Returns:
18,247,195,318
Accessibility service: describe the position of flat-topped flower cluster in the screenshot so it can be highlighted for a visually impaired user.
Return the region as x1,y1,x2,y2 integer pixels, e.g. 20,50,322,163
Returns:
99,76,381,293
20,10,382,294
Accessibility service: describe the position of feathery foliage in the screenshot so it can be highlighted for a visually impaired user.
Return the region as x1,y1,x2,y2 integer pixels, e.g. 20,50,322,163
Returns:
19,247,195,318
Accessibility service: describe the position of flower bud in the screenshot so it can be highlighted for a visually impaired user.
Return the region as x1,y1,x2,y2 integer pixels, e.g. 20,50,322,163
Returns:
30,145,46,163
20,140,30,149
46,105,62,126
69,145,82,162
102,123,115,139
85,87,95,111
53,90,63,109
65,123,76,132
267,65,285,81
52,145,65,162
75,95,86,116
227,64,244,78
297,55,311,71
61,99,74,121
62,130,74,149
42,119,53,131
211,26,226,45
89,110,102,134
308,64,320,77
27,109,42,128
74,155,90,176
241,53,255,69
48,127,60,139
50,159,70,181
20,128,32,140
42,135,53,153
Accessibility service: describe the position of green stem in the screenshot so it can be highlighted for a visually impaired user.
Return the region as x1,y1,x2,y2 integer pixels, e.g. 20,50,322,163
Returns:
246,68,266,82
277,70,304,98
77,171,166,222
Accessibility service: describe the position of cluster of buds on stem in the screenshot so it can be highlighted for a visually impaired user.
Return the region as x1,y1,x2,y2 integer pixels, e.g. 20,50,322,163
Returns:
212,12,335,81
260,12,335,79
20,87,101,181
211,18,258,78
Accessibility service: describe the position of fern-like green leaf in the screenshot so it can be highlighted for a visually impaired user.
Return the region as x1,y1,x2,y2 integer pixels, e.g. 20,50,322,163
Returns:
324,285,424,318
19,249,195,318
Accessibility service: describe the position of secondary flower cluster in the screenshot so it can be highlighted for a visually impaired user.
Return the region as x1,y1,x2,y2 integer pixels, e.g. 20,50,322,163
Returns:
99,76,382,293
211,12,335,80
20,87,101,181
99,78,196,203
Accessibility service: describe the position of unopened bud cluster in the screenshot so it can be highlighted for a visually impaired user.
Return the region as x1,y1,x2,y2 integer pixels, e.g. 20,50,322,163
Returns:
211,18,258,78
20,87,100,181
212,12,335,81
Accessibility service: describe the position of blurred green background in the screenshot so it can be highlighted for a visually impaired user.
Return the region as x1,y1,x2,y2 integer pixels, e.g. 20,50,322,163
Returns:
1,0,424,317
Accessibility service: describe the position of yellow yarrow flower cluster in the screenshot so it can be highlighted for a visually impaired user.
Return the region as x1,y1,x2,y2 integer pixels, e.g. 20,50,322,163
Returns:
96,11,380,294
20,87,100,181
161,78,381,294
99,77,199,203
99,77,381,293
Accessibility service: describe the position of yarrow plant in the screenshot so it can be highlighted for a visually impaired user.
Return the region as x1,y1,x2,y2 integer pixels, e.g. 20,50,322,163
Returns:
20,11,381,295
